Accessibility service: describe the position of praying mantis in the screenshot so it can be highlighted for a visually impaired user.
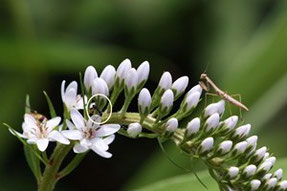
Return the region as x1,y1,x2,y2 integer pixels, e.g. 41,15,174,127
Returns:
199,73,249,114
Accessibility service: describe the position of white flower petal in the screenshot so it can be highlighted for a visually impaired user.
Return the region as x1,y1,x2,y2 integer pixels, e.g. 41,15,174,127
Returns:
37,138,49,152
24,114,38,129
70,109,85,130
64,88,77,108
48,130,70,145
73,143,89,153
92,138,109,151
66,119,77,130
91,145,112,158
27,138,37,144
62,130,83,140
103,135,115,145
61,80,66,102
96,124,120,137
46,117,61,132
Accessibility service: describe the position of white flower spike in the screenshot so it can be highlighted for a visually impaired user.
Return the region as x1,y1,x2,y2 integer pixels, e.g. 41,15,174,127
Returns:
62,109,120,158
84,66,98,91
127,123,142,138
61,80,83,111
10,114,69,152
100,65,116,90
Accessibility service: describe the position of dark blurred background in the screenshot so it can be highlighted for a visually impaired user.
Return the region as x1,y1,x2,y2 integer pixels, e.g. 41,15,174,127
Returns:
0,0,287,190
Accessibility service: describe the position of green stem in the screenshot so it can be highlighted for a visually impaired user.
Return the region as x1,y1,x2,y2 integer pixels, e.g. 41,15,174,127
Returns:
38,144,73,191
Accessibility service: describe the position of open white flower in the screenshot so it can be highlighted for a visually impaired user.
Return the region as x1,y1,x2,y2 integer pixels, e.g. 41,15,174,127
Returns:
62,109,120,158
61,80,84,111
10,114,69,152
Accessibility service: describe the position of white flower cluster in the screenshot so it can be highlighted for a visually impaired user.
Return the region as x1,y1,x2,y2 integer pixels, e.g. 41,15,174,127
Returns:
9,58,287,190
180,100,287,191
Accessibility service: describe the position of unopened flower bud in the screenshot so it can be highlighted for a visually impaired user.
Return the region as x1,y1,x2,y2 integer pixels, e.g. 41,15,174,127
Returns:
186,84,202,97
227,167,239,179
265,156,276,166
84,66,98,90
217,100,225,115
138,88,151,116
165,118,178,132
171,76,189,99
264,152,270,160
186,118,200,137
246,136,258,153
125,68,138,91
199,137,214,153
243,165,257,178
116,59,132,86
183,92,201,111
232,141,248,156
204,100,225,118
158,72,172,90
92,78,109,96
258,161,273,174
205,113,220,132
252,146,267,163
250,180,261,191
217,140,233,155
266,178,277,190
274,169,283,180
100,65,116,90
222,115,238,132
160,89,174,108
127,123,142,138
278,180,287,190
232,124,251,140
137,61,150,84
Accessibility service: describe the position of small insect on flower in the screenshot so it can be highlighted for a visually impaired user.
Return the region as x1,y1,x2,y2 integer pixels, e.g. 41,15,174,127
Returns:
199,73,249,111
10,113,69,152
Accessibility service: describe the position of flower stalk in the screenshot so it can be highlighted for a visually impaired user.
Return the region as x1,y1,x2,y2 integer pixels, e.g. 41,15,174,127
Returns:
6,59,287,191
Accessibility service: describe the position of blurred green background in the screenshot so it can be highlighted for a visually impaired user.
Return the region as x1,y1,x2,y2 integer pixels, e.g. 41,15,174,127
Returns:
0,0,287,190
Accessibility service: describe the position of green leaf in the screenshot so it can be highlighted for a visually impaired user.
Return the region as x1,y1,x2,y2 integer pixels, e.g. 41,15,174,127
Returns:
43,91,57,118
25,95,31,113
136,170,217,191
24,145,41,182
